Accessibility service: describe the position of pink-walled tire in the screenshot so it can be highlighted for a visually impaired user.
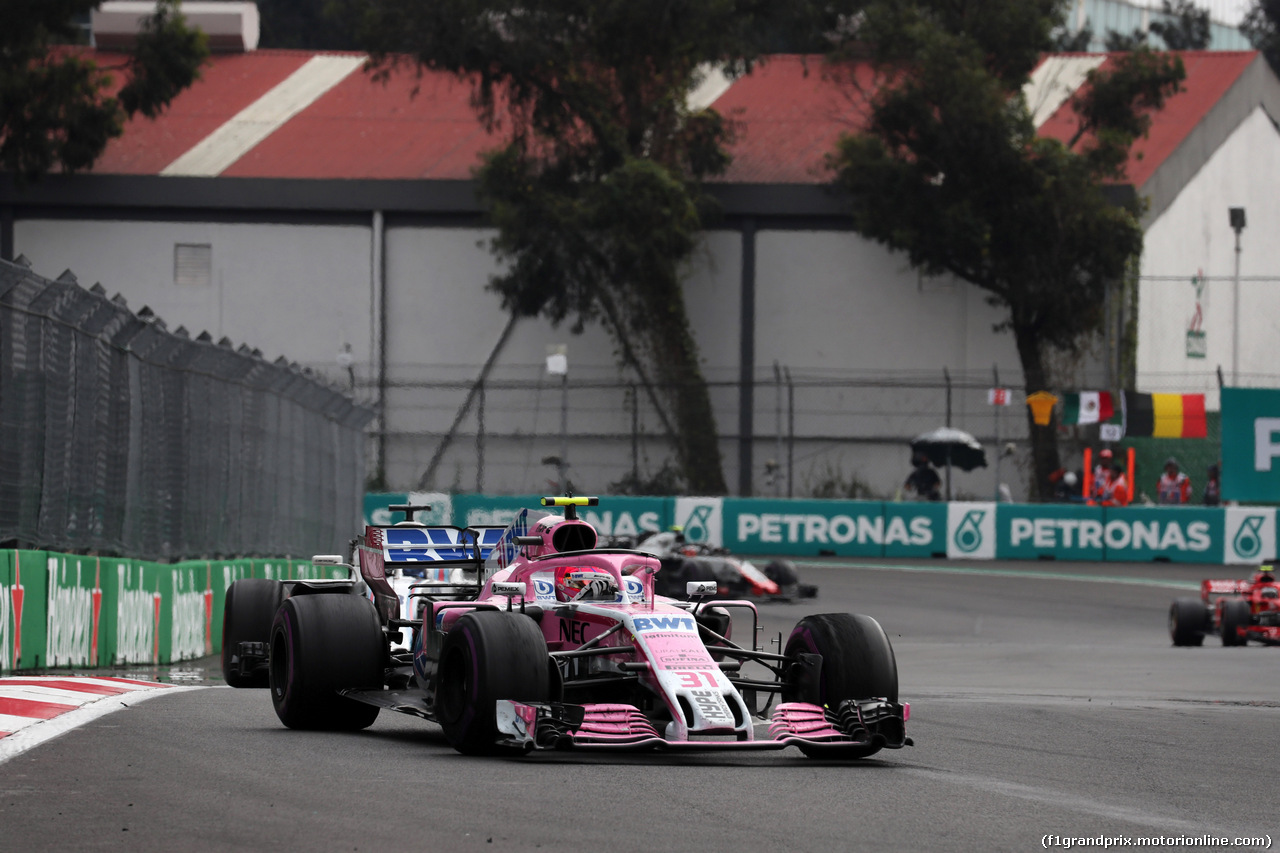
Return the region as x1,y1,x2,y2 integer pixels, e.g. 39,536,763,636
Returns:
783,613,898,758
269,594,383,730
222,579,283,688
436,611,549,755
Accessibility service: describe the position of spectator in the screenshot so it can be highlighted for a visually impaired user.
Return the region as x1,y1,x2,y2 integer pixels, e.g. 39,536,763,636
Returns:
904,453,942,501
1089,448,1114,503
1104,463,1130,507
1156,457,1192,505
1203,463,1221,506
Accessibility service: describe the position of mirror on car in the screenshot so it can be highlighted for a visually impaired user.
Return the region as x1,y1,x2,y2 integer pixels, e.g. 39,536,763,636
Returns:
492,581,526,597
686,580,717,597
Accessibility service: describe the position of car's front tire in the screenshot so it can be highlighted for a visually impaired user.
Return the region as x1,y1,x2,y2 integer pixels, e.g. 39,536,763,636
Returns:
783,613,898,758
1169,597,1207,647
436,611,550,755
269,594,383,730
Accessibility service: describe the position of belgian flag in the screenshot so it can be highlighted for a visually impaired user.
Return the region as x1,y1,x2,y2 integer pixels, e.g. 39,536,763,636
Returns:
1122,392,1207,438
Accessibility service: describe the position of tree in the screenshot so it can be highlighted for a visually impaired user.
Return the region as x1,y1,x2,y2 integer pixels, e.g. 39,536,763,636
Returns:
1149,0,1211,50
353,1,843,494
256,0,360,50
827,0,1184,499
1242,0,1280,76
1,0,208,184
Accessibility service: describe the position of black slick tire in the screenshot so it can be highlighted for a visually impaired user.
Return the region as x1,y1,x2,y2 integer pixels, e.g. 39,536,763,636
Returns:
783,613,898,758
269,594,384,730
1220,598,1251,647
222,579,284,687
1168,597,1206,647
436,610,550,756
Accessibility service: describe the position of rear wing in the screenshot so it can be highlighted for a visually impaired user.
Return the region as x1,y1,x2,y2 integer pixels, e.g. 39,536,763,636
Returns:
1202,579,1252,599
360,525,508,602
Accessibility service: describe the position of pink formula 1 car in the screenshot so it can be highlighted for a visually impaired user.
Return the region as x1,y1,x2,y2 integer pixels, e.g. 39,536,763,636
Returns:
223,497,910,758
1169,565,1280,647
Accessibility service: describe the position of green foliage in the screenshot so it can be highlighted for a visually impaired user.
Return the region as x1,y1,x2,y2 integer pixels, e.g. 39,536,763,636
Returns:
352,0,851,493
1149,0,1211,50
805,462,876,500
828,0,1183,498
1242,0,1280,76
256,0,361,50
0,0,207,183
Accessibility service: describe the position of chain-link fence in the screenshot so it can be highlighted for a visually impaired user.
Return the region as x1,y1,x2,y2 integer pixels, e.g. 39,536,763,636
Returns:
0,258,374,560
375,367,1052,501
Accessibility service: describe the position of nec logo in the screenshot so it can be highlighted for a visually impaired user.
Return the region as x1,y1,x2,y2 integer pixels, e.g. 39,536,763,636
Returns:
632,616,695,632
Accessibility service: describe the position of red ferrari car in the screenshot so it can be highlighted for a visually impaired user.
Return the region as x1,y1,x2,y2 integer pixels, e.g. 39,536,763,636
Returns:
1169,566,1280,646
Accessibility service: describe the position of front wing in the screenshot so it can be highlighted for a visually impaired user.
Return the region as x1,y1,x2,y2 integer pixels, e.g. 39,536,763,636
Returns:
495,698,911,753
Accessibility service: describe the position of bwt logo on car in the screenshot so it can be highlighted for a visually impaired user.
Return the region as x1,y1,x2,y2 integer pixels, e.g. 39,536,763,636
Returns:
632,616,696,632
1009,518,1212,552
737,513,932,546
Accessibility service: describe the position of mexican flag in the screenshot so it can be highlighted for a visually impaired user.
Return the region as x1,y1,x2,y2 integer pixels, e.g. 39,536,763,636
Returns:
1062,391,1114,425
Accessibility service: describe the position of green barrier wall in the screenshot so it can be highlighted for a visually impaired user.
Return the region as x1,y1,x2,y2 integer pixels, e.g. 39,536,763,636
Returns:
0,552,342,674
363,493,1276,566
997,504,1106,561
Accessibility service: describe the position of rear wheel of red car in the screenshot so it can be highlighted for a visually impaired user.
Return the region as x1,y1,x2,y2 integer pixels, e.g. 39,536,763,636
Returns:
783,613,898,758
1219,598,1251,647
1168,598,1206,647
222,579,284,687
269,594,384,730
436,610,550,755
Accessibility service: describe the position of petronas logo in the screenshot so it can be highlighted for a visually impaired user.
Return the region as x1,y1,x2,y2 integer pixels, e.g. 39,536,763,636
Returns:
684,505,714,543
1234,516,1265,560
954,510,986,553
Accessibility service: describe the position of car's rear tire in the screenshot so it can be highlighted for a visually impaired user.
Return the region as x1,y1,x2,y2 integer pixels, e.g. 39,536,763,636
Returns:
782,613,898,758
764,560,799,586
222,579,284,687
436,610,550,755
1168,597,1206,647
269,594,384,730
1220,598,1251,647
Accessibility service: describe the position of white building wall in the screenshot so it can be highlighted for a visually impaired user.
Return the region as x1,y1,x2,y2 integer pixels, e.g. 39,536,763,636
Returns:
12,218,374,371
1138,106,1280,408
11,215,1030,497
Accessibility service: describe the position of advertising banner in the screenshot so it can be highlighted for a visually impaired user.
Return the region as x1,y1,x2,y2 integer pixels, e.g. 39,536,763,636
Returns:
882,503,947,557
673,497,724,549
946,503,998,559
0,551,13,673
112,560,161,665
363,492,453,526
1221,387,1280,502
580,498,668,540
725,499,885,557
996,504,1106,561
1223,507,1277,565
158,562,213,663
1098,506,1221,563
45,554,104,668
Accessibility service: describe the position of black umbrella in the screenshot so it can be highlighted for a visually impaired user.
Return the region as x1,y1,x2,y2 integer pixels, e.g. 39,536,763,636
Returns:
910,427,987,471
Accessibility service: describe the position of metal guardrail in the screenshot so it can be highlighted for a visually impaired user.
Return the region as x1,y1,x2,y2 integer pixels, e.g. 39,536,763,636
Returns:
0,258,374,560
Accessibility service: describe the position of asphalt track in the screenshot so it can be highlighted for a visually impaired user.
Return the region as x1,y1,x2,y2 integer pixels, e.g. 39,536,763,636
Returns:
2,557,1278,852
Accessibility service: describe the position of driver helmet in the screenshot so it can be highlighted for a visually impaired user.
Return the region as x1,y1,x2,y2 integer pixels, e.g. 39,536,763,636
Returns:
554,566,619,603
1099,449,1113,460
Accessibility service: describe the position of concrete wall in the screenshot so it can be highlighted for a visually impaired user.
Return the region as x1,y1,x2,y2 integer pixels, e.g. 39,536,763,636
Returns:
1138,106,1280,407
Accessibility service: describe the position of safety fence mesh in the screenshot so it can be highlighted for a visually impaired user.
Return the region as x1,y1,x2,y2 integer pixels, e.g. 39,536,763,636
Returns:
0,258,374,560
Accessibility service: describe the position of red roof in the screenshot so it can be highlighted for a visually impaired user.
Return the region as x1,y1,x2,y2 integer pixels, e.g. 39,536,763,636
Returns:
1035,50,1256,187
86,48,1261,188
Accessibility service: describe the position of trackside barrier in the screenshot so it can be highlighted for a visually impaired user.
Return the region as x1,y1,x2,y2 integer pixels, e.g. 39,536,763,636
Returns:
365,493,1277,567
0,551,345,674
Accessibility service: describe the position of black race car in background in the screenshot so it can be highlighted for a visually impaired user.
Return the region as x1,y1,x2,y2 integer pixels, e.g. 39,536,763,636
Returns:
609,529,819,602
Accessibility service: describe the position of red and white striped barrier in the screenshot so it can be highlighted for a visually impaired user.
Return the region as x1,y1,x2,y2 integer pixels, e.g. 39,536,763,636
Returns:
0,676,199,763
